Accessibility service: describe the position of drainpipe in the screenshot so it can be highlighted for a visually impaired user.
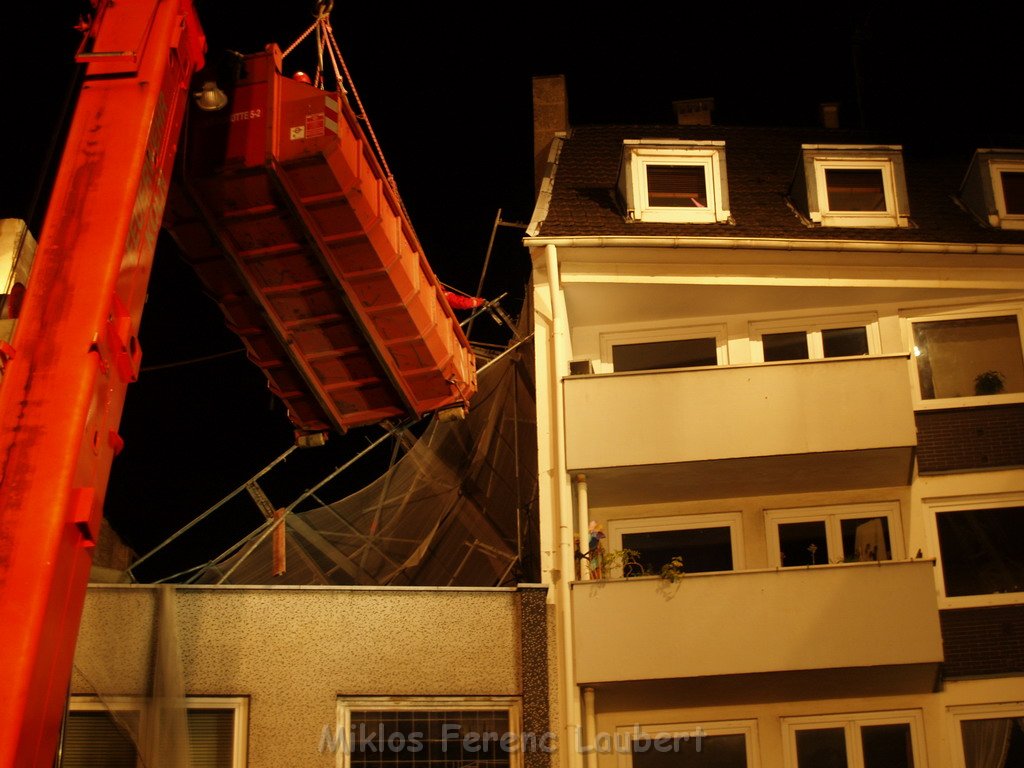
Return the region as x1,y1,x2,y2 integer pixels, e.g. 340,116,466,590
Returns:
583,687,598,768
575,474,589,578
544,242,584,768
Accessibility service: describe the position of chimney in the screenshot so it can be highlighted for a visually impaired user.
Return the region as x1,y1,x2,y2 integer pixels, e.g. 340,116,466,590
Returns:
673,97,714,125
532,75,569,195
819,102,840,129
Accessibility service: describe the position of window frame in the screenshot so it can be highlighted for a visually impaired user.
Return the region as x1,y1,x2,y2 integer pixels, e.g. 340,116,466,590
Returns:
799,145,910,228
948,703,1024,768
64,695,248,768
335,696,524,768
765,502,904,568
750,314,880,363
615,719,760,768
904,305,1024,410
620,140,731,224
990,161,1024,229
781,710,926,768
599,324,729,374
924,492,1024,608
608,512,745,576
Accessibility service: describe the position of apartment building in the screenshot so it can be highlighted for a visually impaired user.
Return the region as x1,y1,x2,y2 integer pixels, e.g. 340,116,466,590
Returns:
527,81,1024,768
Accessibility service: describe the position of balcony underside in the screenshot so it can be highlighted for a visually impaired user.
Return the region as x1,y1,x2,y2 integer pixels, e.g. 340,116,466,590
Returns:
576,446,914,506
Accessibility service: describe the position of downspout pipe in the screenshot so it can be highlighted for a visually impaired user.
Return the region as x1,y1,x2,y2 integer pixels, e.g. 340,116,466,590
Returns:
545,242,584,768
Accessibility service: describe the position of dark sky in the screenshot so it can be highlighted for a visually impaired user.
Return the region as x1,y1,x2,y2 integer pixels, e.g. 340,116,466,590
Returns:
1,3,1019,578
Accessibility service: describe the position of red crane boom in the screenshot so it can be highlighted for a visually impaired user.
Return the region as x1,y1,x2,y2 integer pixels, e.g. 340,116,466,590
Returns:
0,1,206,762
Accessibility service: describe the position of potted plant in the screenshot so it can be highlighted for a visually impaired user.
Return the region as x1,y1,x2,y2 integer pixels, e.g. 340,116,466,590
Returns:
974,370,1006,395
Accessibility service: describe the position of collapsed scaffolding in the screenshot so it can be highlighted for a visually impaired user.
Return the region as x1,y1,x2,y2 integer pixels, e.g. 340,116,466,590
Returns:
129,327,537,587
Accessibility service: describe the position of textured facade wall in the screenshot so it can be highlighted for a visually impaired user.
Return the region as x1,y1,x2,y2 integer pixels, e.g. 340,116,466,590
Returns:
940,605,1024,677
74,585,534,768
916,405,1024,473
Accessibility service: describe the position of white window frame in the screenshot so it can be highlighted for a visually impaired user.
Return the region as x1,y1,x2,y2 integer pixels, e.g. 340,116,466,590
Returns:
608,512,745,575
599,324,729,374
750,314,880,363
615,719,759,768
948,703,1024,768
621,140,730,224
799,145,910,228
990,161,1024,229
65,695,248,767
765,502,904,567
924,492,1024,608
781,710,926,768
335,696,524,768
903,305,1024,410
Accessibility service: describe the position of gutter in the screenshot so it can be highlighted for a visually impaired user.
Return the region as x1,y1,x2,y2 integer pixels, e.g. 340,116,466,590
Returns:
524,234,1024,256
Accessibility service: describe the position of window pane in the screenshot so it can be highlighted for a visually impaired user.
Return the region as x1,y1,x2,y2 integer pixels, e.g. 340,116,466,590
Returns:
912,316,1024,399
188,709,235,768
349,710,512,768
61,711,139,768
795,727,848,768
632,733,747,768
623,527,734,574
647,165,708,208
613,338,717,372
825,169,886,211
961,717,1024,768
823,327,869,357
936,507,1024,596
778,520,829,566
839,517,891,562
860,723,913,768
763,331,809,362
1001,171,1024,214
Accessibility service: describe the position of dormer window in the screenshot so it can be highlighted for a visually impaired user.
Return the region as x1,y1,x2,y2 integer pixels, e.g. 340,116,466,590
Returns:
619,140,730,224
794,145,910,228
958,149,1024,230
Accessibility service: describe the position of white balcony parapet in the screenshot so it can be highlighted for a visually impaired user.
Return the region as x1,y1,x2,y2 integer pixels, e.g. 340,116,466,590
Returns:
571,559,942,684
562,354,916,502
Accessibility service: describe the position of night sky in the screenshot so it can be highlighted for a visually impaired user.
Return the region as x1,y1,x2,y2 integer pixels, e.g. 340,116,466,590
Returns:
0,3,1020,578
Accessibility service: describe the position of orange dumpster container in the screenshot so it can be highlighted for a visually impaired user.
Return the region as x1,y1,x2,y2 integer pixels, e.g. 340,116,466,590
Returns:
166,45,476,434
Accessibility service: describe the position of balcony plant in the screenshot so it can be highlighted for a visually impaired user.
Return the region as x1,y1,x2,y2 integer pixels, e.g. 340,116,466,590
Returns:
974,370,1006,395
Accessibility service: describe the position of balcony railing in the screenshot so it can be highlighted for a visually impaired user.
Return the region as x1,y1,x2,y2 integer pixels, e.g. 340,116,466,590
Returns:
563,354,916,502
571,559,942,684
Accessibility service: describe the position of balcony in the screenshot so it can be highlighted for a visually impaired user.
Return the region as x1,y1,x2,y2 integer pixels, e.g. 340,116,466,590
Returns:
563,354,915,504
571,560,942,684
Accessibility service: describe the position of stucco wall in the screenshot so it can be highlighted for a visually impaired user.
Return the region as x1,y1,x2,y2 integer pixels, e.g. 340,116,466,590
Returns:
73,584,528,767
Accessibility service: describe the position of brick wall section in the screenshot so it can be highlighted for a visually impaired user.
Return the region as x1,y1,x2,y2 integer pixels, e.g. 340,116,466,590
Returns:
916,405,1024,473
940,605,1024,677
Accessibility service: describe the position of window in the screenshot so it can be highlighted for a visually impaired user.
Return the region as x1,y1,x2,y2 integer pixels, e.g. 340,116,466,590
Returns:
959,150,1024,230
950,705,1024,768
766,502,902,567
601,325,728,373
751,316,878,363
613,337,718,372
62,697,247,768
609,513,744,575
935,506,1024,599
795,145,910,228
333,697,523,768
994,167,1024,216
619,140,731,224
783,712,924,768
617,720,759,768
909,310,1024,404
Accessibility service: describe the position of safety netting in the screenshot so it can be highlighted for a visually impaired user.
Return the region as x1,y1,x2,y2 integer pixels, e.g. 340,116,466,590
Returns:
192,336,537,587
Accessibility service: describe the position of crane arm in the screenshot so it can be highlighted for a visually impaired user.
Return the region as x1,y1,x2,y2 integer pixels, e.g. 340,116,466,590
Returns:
0,1,206,763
